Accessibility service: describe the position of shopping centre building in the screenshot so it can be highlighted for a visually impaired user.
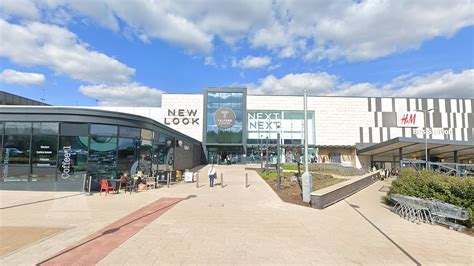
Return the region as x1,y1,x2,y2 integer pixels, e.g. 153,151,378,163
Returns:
1,88,473,190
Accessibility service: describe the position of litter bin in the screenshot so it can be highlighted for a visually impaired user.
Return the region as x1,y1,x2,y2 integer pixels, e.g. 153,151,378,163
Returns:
176,170,182,181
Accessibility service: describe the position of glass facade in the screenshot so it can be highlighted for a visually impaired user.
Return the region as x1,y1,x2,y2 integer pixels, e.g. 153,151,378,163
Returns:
0,122,176,186
206,92,243,144
246,110,316,164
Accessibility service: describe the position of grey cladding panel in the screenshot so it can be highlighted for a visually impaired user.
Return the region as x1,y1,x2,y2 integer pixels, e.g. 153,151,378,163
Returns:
375,98,381,112
468,113,474,128
445,99,451,113
422,99,428,111
368,98,371,112
432,112,442,128
381,112,397,127
434,99,439,111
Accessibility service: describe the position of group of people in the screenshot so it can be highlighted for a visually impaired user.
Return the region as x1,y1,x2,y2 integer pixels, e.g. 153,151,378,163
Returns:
119,171,146,188
381,168,399,180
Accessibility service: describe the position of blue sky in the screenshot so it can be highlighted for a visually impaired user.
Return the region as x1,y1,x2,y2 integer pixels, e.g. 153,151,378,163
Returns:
0,0,473,106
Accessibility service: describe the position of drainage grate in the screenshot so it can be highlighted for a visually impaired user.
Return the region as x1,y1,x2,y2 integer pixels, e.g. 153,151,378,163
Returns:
208,203,224,207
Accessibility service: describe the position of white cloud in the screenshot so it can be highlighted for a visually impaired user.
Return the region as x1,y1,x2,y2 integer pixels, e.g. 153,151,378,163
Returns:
249,72,337,95
248,69,473,98
1,0,472,61
0,19,135,84
232,56,271,69
393,69,474,98
0,69,45,85
79,83,164,107
0,0,39,20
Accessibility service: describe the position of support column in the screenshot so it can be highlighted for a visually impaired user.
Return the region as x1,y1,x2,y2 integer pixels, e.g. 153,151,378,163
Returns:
399,147,403,170
454,150,458,163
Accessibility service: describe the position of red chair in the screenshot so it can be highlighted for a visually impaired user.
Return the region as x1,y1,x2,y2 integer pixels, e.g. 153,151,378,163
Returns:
99,179,114,195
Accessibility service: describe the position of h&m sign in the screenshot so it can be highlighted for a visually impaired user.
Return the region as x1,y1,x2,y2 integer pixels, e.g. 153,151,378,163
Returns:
165,109,199,125
396,111,424,128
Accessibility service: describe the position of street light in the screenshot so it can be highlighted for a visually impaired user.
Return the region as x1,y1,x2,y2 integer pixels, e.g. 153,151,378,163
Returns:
416,108,436,169
302,89,312,203
260,134,263,170
276,124,281,192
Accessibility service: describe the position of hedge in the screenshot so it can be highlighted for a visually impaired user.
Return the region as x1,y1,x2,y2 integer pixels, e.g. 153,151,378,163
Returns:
387,168,474,227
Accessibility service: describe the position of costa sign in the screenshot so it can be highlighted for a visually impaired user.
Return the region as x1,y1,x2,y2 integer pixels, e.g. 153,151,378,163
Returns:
214,107,236,129
396,111,424,128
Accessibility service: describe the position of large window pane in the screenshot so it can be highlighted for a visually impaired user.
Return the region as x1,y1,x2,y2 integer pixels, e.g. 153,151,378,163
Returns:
3,135,30,164
117,138,138,175
31,135,57,181
5,122,31,135
58,136,89,181
119,126,140,138
2,135,31,181
138,139,152,175
33,122,59,135
141,129,153,140
0,122,4,134
90,124,117,136
88,136,117,181
60,123,89,136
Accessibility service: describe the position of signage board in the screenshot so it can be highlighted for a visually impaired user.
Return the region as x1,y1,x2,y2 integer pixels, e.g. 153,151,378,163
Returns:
214,107,236,129
396,111,424,128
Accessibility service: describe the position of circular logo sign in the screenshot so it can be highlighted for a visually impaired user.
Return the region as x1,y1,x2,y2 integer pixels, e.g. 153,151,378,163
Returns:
214,107,236,129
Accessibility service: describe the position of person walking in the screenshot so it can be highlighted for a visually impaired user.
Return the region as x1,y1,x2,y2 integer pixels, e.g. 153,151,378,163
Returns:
208,164,216,187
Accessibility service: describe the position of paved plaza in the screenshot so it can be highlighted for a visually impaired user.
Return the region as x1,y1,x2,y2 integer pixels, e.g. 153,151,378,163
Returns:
1,165,473,265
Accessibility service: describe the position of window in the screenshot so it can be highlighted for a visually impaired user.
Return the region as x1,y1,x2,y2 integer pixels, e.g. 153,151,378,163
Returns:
31,135,58,181
57,136,89,181
3,135,30,164
88,136,117,180
119,126,141,138
5,122,31,135
141,129,153,140
33,122,59,135
206,91,244,144
90,124,117,136
60,123,88,136
117,138,138,175
2,135,31,181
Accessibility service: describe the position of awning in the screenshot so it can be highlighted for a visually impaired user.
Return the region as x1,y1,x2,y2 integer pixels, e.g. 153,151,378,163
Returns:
357,137,474,161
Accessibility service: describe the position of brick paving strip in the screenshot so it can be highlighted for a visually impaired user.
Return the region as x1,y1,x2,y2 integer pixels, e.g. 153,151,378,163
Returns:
39,197,183,266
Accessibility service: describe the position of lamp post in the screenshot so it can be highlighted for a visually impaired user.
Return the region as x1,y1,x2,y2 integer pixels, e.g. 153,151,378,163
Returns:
265,136,269,175
260,134,263,170
276,124,281,192
416,108,435,169
302,89,312,203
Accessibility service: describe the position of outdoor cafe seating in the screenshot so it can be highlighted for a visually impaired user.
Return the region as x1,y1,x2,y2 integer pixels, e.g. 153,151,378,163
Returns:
99,179,115,195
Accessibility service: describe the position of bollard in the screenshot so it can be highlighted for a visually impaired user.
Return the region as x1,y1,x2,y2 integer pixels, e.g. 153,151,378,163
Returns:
87,176,92,196
196,172,199,188
167,172,170,188
245,173,248,188
221,173,224,188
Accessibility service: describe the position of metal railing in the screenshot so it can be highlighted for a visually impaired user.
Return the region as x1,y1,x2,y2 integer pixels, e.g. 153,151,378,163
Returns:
391,194,468,231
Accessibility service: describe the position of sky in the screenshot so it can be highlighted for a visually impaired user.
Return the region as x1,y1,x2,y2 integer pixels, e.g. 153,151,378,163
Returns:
0,0,473,107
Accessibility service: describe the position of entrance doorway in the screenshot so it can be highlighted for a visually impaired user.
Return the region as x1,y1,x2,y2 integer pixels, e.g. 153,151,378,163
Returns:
207,146,243,165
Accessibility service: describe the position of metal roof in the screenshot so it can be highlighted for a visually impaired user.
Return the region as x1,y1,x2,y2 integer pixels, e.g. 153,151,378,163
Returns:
357,137,474,161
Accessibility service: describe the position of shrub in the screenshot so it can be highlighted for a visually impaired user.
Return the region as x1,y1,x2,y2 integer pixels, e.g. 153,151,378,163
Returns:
388,168,474,227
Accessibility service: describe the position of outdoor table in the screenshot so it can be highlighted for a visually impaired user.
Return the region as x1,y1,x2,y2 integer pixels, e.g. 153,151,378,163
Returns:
109,179,122,193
